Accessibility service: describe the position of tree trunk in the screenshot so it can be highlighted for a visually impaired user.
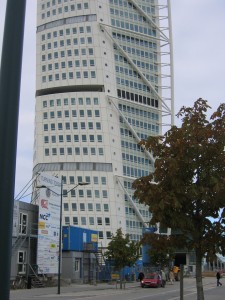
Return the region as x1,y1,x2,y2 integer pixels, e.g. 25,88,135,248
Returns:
195,248,204,300
120,269,123,289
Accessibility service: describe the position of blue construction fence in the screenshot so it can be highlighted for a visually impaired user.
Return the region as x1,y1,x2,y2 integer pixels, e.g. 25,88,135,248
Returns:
98,259,144,282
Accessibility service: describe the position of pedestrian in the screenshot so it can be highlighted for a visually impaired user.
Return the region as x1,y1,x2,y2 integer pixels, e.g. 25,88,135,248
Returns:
138,271,144,282
169,269,174,285
161,270,166,288
216,271,222,286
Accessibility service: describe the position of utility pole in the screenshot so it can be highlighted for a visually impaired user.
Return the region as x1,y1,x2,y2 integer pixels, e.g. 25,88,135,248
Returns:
0,1,26,299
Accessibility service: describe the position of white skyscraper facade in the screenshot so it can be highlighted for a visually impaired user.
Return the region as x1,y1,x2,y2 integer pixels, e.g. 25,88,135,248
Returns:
33,0,174,247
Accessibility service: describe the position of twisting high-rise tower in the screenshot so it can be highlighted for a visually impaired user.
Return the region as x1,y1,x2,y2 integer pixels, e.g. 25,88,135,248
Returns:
34,0,174,247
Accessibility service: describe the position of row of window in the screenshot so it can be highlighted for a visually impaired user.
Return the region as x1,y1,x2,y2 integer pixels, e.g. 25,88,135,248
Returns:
120,118,159,134
42,1,89,10
42,70,96,82
120,45,157,61
43,109,100,119
125,207,150,218
111,18,156,37
118,89,158,108
41,26,92,41
42,97,99,107
43,121,101,131
110,9,156,25
110,0,155,16
123,165,149,178
61,175,107,185
122,153,151,165
116,59,158,74
121,140,144,152
110,0,155,7
42,4,89,18
113,33,157,50
64,216,112,238
41,48,94,61
38,14,97,32
117,77,158,96
42,60,95,73
118,103,159,120
44,147,104,156
44,134,103,143
64,202,109,211
41,37,93,50
33,162,113,173
120,117,159,133
122,130,149,140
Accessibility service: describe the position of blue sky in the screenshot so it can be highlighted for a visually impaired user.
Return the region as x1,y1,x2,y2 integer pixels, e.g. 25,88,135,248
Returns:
0,0,225,201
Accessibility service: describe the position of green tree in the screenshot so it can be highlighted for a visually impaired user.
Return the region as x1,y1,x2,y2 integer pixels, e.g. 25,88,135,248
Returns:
104,228,140,289
141,233,176,269
133,99,225,300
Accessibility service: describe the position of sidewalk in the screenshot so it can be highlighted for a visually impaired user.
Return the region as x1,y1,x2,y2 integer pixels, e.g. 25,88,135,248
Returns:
10,277,216,300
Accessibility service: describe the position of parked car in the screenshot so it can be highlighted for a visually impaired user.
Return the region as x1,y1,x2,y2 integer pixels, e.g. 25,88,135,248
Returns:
141,273,162,288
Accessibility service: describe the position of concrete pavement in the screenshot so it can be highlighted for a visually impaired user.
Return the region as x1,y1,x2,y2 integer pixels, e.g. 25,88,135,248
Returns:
10,277,217,300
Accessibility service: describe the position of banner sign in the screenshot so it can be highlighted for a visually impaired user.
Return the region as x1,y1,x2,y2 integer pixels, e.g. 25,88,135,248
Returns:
37,173,61,274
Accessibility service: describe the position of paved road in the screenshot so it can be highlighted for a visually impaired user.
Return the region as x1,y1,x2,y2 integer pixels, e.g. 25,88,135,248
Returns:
10,277,224,300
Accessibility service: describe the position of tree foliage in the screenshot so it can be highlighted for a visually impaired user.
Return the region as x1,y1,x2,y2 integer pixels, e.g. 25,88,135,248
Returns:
133,99,225,299
141,233,176,268
104,228,140,270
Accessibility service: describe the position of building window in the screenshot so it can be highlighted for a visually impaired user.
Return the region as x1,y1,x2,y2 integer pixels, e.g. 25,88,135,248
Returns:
71,190,76,197
99,148,104,155
67,147,72,155
83,147,88,155
60,148,64,155
95,110,100,117
81,217,86,225
106,231,112,239
52,148,57,155
65,217,70,225
91,148,96,155
80,203,85,211
96,203,101,211
88,122,93,129
19,213,28,235
89,135,94,142
105,217,110,225
64,203,69,211
88,203,93,211
89,217,94,225
93,177,98,184
17,251,27,274
74,259,80,271
72,203,77,211
75,147,80,155
102,190,108,198
79,190,84,197
104,204,109,212
99,231,103,239
73,217,78,225
94,190,100,198
101,177,106,185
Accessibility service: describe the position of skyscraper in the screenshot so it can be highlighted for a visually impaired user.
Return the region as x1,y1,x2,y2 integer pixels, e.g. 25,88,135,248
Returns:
34,0,174,247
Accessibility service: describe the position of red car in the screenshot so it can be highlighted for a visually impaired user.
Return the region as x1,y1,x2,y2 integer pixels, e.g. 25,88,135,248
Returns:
141,273,162,288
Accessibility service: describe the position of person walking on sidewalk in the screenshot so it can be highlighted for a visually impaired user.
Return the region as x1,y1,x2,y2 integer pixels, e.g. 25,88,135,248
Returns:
169,269,174,285
161,270,166,288
216,271,222,286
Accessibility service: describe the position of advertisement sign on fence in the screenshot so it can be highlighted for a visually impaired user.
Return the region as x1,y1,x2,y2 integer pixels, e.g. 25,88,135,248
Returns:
36,173,61,274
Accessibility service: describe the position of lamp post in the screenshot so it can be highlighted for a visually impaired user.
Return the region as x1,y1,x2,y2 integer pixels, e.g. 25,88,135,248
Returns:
0,2,26,300
37,178,89,294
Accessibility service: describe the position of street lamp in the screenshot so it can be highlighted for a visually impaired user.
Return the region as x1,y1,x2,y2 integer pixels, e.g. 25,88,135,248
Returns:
37,177,89,294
